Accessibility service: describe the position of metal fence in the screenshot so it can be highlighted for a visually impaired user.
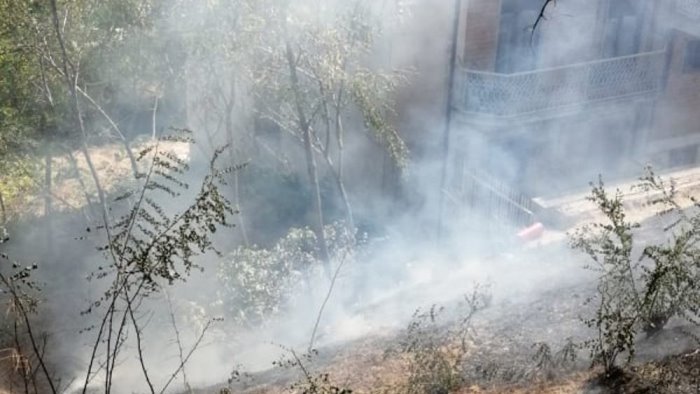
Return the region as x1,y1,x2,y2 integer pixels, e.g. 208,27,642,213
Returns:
451,168,535,229
455,50,666,117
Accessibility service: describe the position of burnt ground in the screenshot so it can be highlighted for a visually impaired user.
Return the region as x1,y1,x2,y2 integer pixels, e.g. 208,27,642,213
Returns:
194,275,700,394
191,168,700,394
4,153,700,393
190,242,700,394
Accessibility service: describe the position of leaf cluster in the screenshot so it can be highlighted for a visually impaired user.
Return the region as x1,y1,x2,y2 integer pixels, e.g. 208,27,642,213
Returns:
571,167,700,374
217,221,355,327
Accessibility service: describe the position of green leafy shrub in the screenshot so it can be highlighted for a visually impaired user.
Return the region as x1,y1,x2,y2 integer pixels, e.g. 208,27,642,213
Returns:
0,155,41,218
217,221,355,327
571,176,641,372
571,168,700,375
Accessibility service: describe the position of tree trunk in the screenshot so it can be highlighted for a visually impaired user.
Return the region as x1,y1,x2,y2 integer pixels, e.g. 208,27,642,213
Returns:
65,147,95,221
223,76,250,247
284,38,332,276
333,99,355,232
232,170,250,246
318,82,355,233
77,87,139,179
0,190,6,225
321,153,354,232
44,142,53,258
49,0,113,246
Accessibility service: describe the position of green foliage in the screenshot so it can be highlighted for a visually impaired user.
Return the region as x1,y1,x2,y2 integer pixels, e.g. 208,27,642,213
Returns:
0,155,41,217
217,221,355,327
571,167,700,375
0,1,54,156
571,176,641,372
634,169,700,335
99,131,235,290
252,0,407,170
75,134,238,392
350,69,408,168
0,0,184,156
238,0,407,253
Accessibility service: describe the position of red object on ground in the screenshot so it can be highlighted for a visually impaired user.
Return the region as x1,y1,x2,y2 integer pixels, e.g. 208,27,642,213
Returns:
517,222,545,242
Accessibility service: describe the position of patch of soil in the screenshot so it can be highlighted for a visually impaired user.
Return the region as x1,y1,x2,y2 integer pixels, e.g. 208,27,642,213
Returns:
613,349,700,394
1,138,190,220
204,277,700,394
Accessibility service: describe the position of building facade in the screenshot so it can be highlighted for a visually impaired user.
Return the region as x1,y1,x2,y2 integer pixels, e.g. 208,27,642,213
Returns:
430,0,700,227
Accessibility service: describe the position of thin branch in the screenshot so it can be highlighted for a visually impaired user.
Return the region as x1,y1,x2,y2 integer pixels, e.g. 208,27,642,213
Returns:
308,250,349,352
0,191,6,224
151,96,159,140
48,0,116,260
126,292,155,394
158,319,214,394
64,147,94,218
531,0,555,41
13,321,31,394
165,292,191,392
75,86,139,179
80,290,115,394
0,274,57,393
120,137,161,257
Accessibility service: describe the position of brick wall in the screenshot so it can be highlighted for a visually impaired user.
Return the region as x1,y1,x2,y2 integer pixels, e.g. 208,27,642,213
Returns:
651,31,700,144
462,0,501,71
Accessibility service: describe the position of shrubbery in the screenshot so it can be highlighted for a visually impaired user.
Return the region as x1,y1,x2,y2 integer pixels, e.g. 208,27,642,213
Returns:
387,286,491,394
217,221,356,327
571,167,700,375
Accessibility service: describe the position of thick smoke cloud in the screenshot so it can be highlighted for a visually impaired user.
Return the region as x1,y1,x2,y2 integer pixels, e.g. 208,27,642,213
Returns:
3,0,700,392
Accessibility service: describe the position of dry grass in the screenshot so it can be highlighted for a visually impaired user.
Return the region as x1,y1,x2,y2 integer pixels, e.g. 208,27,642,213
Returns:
0,346,31,393
0,138,190,220
454,371,595,394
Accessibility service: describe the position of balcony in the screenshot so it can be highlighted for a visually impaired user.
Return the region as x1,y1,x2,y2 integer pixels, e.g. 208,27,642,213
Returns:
455,50,667,118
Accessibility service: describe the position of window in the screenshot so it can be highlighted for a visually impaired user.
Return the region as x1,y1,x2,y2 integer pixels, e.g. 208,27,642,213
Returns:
684,40,700,72
496,0,542,73
603,0,644,57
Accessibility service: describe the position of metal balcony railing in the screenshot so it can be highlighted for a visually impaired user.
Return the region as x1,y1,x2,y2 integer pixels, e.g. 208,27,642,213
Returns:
455,50,666,117
676,0,700,19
